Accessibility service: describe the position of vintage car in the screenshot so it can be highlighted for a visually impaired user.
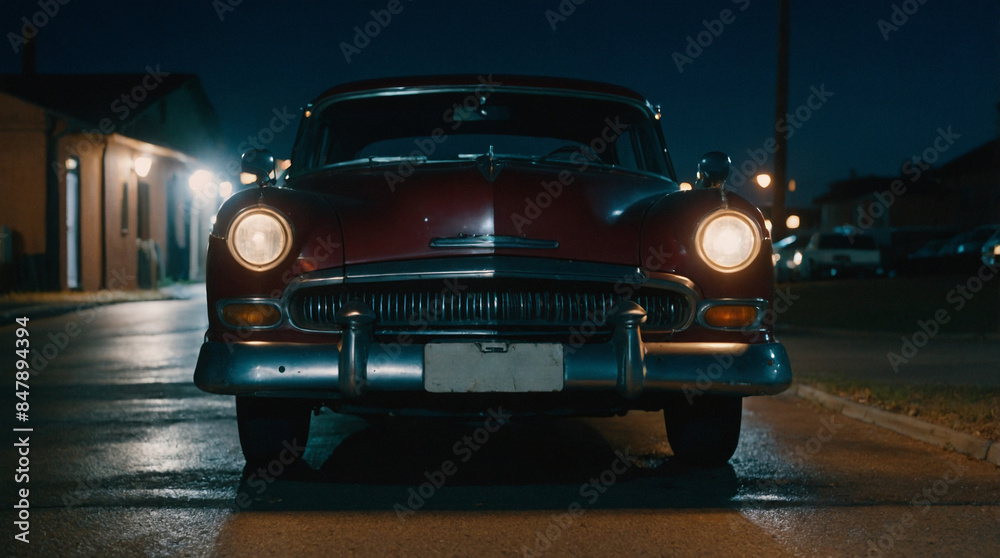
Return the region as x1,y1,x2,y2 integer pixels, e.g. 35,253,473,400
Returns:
772,233,811,282
194,75,792,467
983,228,1000,267
795,232,882,280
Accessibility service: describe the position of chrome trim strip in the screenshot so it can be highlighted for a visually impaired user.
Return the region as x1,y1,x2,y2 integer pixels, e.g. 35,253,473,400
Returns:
430,235,558,250
313,85,657,117
291,257,695,291
348,256,647,283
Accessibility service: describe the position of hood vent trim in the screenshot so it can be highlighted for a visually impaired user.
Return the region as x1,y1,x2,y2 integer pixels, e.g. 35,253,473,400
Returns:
430,234,558,250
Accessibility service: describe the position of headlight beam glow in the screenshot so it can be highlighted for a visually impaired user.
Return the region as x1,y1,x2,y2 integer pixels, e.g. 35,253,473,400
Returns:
695,210,762,273
226,207,293,271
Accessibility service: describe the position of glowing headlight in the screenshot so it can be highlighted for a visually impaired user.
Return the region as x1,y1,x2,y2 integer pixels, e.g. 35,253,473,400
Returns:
695,210,762,273
226,207,292,271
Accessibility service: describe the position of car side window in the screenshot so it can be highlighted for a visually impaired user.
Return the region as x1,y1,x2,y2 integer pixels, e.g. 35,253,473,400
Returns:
614,130,639,171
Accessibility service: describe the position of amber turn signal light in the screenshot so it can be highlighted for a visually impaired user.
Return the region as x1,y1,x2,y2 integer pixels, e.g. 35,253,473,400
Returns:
222,303,281,328
703,305,759,328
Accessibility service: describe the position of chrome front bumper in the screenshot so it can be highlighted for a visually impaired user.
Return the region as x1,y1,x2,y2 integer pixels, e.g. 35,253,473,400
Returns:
194,300,791,399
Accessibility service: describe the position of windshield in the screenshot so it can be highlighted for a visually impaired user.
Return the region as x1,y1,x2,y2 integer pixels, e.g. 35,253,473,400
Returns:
291,89,669,176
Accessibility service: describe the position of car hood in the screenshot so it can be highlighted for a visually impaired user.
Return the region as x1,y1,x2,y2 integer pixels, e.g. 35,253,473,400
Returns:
290,160,672,267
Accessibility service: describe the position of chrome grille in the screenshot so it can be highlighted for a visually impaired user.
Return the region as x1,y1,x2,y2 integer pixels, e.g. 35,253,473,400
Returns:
288,281,688,332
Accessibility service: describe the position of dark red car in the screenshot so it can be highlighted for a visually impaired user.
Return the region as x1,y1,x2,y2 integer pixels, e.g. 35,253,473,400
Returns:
194,75,791,467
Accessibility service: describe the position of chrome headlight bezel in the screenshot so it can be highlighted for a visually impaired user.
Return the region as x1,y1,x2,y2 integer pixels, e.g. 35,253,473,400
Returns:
226,206,293,272
695,209,763,273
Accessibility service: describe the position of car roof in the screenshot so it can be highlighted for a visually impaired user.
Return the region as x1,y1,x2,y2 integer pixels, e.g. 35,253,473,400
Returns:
312,74,650,105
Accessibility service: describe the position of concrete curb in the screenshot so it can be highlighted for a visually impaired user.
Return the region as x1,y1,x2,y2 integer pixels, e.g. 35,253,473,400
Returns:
788,383,999,467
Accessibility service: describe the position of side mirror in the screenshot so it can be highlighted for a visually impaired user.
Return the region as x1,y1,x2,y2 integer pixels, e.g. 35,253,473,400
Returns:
241,149,276,187
696,152,731,189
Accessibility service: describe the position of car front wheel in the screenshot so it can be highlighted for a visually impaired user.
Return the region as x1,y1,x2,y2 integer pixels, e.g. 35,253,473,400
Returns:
236,396,312,465
663,395,742,466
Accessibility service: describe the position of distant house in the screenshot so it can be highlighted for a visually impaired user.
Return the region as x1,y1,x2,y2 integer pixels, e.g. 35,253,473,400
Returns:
0,69,225,292
815,139,1000,235
934,138,1000,227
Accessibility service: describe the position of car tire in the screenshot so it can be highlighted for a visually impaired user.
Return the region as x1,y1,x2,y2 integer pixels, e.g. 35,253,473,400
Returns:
663,395,742,466
236,396,312,465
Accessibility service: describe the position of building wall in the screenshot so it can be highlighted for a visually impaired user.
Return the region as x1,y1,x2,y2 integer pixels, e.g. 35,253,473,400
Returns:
1,92,217,292
75,139,105,291
0,93,47,257
120,81,225,162
100,141,137,290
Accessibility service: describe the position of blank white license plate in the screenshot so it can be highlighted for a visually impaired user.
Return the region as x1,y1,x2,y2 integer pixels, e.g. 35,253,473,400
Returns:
424,342,564,393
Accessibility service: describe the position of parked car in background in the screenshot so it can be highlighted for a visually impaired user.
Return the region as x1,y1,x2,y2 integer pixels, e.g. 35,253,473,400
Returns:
939,225,1000,272
881,226,957,276
904,225,999,275
980,228,1000,267
193,75,792,468
772,233,811,281
796,232,882,279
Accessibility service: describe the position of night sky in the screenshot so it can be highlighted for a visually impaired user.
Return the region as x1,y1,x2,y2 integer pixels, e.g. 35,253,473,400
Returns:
2,0,997,207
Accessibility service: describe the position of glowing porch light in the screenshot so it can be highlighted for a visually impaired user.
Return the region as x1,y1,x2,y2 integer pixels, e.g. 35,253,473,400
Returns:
134,156,153,178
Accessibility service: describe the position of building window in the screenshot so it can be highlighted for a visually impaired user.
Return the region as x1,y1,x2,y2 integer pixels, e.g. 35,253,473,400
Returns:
66,156,80,289
121,180,129,235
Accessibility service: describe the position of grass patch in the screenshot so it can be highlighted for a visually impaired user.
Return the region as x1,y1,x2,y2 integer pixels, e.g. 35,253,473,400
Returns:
795,373,1000,441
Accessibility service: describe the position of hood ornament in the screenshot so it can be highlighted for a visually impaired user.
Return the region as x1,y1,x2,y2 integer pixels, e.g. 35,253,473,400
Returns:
476,145,505,182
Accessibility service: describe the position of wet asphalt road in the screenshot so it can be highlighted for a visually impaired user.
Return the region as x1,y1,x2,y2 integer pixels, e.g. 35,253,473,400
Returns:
2,290,999,557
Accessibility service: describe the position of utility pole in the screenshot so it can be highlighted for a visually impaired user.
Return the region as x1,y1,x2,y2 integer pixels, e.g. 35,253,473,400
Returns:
771,0,790,241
